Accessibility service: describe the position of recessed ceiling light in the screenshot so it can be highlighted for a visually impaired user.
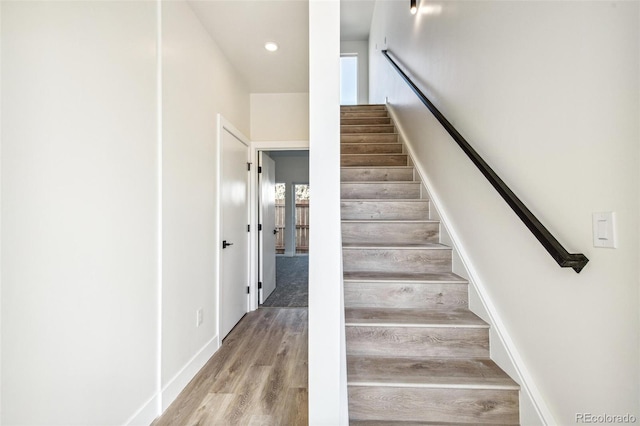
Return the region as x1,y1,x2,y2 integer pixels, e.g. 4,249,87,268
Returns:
264,42,278,52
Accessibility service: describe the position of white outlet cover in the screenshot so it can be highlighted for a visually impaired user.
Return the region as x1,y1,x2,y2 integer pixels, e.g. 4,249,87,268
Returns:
196,308,203,327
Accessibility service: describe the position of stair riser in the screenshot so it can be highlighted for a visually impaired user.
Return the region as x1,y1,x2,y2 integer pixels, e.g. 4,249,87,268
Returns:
341,111,389,118
348,387,519,424
341,183,420,199
341,144,403,155
342,222,439,244
346,326,489,358
342,134,398,143
341,200,429,220
341,168,414,182
342,155,407,167
342,125,395,134
342,117,392,126
344,282,468,309
342,248,451,274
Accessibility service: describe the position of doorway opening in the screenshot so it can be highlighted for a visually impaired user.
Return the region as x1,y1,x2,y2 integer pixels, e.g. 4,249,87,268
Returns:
340,54,358,105
258,150,309,308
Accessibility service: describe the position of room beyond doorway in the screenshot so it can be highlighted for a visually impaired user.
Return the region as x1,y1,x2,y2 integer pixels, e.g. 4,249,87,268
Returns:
275,183,310,254
258,150,309,308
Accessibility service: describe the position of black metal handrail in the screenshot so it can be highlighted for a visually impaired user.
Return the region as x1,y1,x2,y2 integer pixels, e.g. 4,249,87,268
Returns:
382,49,589,273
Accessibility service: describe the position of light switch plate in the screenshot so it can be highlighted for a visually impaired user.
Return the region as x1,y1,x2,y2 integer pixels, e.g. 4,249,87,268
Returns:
593,212,616,248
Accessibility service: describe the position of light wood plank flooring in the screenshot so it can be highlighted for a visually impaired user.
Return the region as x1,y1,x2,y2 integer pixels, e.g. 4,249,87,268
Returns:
152,308,308,426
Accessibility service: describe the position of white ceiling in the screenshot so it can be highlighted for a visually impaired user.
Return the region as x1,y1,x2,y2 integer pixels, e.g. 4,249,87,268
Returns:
188,0,310,93
188,0,375,94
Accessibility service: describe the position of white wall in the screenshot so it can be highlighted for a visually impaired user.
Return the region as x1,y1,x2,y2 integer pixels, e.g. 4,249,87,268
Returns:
1,2,158,424
251,93,309,141
370,1,639,424
309,0,349,424
160,0,249,408
340,41,369,104
1,1,251,424
269,151,309,256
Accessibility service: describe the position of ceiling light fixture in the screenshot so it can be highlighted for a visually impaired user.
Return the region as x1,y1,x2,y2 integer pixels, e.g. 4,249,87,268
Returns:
410,0,417,14
264,42,278,52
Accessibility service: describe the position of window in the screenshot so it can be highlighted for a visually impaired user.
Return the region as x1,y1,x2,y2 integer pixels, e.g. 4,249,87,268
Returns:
340,55,358,105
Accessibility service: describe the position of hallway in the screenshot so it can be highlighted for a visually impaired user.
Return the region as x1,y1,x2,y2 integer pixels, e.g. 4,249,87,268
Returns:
152,308,308,425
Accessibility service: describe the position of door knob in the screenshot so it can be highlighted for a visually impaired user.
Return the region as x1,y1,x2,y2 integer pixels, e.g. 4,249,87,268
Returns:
222,240,234,249
273,229,278,235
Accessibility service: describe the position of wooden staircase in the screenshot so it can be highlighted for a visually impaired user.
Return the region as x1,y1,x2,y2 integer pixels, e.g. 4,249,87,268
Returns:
340,104,520,425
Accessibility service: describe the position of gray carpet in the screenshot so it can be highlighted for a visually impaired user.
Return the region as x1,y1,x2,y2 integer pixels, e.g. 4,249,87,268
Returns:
261,256,308,307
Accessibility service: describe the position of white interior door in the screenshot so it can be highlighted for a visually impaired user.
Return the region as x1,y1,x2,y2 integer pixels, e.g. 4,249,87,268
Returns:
220,127,249,340
259,152,277,303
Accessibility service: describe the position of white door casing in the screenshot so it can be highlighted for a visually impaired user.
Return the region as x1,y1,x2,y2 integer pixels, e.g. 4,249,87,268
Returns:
259,152,277,303
219,121,249,340
248,142,309,312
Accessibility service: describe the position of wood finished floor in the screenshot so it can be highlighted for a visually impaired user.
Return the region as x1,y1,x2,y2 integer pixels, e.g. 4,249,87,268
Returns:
152,308,308,426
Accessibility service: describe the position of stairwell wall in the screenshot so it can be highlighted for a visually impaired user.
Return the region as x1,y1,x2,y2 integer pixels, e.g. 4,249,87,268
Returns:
370,1,639,424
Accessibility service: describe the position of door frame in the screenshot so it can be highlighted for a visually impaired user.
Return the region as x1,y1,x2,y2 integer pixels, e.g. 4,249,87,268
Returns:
216,114,251,342
250,141,309,311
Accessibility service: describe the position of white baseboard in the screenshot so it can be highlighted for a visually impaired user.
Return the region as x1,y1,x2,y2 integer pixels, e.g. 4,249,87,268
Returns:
124,393,160,426
387,104,555,425
160,335,220,412
123,334,220,425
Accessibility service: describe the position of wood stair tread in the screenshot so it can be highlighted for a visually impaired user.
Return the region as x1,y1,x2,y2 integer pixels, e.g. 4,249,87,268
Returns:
341,142,402,146
341,198,428,202
342,125,395,130
348,355,520,390
343,242,449,249
342,219,438,223
341,133,399,137
343,271,466,283
350,420,519,426
341,104,386,108
342,166,414,169
340,180,419,184
341,153,405,157
345,307,487,327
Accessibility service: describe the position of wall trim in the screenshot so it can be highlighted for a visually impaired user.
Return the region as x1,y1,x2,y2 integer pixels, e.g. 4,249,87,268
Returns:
387,103,556,425
249,140,309,311
155,0,164,417
125,334,219,425
160,334,220,412
252,140,309,150
124,394,160,426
